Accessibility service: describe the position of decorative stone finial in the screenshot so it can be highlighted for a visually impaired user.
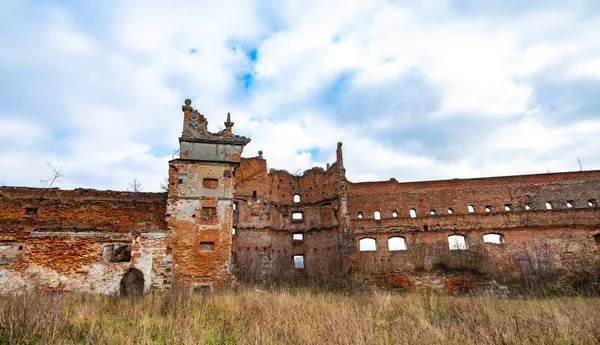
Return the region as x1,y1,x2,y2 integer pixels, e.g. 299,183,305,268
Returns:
224,112,234,129
182,99,194,112
337,142,343,147
258,150,263,158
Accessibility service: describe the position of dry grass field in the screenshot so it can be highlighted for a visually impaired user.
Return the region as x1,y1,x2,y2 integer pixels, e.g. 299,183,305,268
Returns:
1,287,600,344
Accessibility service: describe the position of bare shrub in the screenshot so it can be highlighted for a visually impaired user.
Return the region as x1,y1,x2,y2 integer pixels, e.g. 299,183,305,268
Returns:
511,240,556,293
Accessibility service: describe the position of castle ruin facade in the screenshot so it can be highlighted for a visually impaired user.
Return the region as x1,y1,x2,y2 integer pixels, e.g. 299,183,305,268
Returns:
1,100,599,295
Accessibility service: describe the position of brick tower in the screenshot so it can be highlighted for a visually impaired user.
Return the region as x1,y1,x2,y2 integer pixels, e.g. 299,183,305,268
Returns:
167,99,250,290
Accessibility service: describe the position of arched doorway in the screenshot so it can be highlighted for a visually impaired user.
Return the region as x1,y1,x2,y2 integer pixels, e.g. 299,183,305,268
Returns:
120,267,144,297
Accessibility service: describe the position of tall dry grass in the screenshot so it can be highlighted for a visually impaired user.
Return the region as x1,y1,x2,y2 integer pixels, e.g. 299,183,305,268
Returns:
1,287,600,344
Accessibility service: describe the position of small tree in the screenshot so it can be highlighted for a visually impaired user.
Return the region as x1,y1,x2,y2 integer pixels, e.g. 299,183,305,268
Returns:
159,177,169,192
128,178,142,193
40,162,63,199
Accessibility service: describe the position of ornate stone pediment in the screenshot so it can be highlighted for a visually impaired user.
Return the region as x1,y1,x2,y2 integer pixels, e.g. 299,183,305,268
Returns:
181,99,250,144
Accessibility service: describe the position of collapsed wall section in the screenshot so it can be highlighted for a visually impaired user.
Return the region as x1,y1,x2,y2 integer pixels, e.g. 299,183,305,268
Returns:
0,187,170,295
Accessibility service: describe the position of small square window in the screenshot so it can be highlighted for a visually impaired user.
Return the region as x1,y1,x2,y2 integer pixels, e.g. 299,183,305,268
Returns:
357,212,364,219
504,204,512,211
447,208,453,215
391,210,398,217
525,202,532,210
429,210,436,216
567,200,574,208
292,233,304,241
178,178,183,185
24,207,38,218
485,206,492,213
293,255,305,269
467,205,475,213
588,199,596,207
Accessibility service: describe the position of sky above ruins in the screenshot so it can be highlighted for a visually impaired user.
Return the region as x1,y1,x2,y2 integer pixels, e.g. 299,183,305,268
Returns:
1,0,600,191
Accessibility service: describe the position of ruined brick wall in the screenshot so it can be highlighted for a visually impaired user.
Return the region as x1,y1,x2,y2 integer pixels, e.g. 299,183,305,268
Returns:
232,156,345,283
166,161,237,290
346,171,600,292
0,187,170,294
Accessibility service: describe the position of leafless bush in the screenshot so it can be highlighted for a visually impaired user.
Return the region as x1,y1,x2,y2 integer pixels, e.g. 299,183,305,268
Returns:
511,240,557,293
0,288,64,343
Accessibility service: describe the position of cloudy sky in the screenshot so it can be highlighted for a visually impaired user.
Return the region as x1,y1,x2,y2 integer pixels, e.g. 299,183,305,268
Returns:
1,0,599,191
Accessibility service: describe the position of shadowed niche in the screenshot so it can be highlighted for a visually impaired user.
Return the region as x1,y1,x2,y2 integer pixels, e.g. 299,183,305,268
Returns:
120,267,144,297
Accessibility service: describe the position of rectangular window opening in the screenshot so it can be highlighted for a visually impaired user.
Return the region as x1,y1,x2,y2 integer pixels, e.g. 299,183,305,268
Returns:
293,255,305,269
102,244,132,263
292,212,303,220
292,233,304,241
200,242,215,251
24,207,38,218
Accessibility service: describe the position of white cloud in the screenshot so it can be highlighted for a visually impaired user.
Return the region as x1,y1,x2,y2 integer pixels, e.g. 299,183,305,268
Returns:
0,0,599,191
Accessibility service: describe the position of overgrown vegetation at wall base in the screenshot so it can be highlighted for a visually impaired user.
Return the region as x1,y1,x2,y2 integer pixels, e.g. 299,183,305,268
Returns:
2,289,600,344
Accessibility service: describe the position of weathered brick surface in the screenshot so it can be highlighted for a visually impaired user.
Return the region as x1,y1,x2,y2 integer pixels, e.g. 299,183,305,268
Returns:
0,187,170,294
1,100,599,295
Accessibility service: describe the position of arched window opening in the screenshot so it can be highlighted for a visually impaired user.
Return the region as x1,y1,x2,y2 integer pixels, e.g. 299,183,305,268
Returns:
429,210,436,216
467,205,475,213
448,235,468,250
545,202,552,210
374,211,381,220
293,194,301,203
388,237,407,251
483,233,505,244
392,210,398,218
567,200,574,208
504,204,512,211
359,238,377,252
485,206,492,213
447,208,454,215
409,209,417,218
357,212,364,219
